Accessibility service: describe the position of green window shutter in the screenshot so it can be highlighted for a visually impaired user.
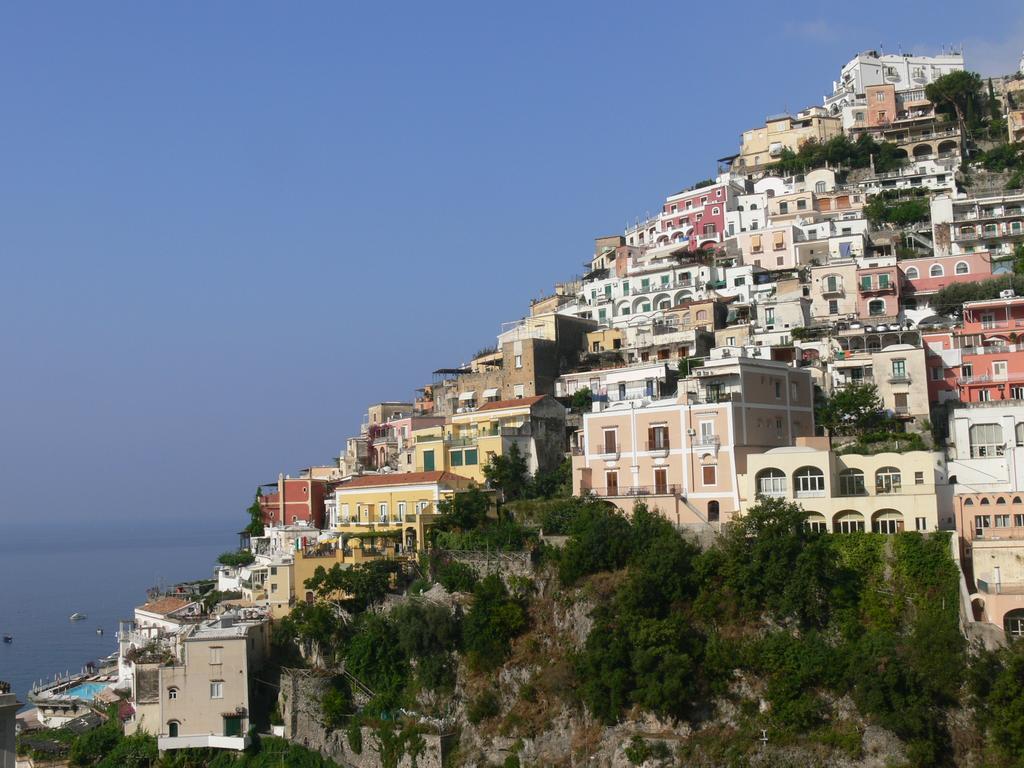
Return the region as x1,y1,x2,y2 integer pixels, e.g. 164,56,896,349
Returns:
450,450,463,467
423,450,435,471
464,449,478,465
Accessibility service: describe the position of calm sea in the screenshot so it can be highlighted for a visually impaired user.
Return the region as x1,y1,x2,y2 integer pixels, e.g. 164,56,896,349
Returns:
0,520,236,710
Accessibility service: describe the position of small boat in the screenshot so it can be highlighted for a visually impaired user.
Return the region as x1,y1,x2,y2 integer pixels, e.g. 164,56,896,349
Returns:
69,612,87,621
2,635,12,644
95,628,103,635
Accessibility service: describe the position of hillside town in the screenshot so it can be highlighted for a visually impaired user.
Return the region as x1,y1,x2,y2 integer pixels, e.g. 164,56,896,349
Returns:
14,46,1024,768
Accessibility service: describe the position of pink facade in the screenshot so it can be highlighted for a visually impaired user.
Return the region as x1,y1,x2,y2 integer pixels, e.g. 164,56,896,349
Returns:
571,357,814,525
260,478,327,528
660,183,731,252
922,331,958,405
900,253,991,301
958,298,1024,404
856,264,902,320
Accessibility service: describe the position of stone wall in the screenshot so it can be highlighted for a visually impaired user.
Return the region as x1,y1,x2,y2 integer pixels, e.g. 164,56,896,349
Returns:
279,668,448,768
436,549,534,584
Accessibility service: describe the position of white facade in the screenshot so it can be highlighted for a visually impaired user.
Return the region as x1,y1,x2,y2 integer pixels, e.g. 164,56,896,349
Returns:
948,402,1024,493
825,50,964,113
556,361,676,402
931,191,1024,259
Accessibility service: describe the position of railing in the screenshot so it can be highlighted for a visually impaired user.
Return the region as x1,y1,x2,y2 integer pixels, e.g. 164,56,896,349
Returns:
795,488,826,499
969,445,1006,458
696,231,721,242
888,375,912,384
586,484,682,497
954,208,1024,222
894,405,910,415
958,343,1024,356
836,376,875,387
693,435,721,449
653,324,681,336
645,440,671,454
858,281,896,293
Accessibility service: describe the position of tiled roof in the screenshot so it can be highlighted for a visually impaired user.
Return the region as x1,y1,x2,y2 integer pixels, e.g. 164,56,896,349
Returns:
137,596,191,616
338,471,474,489
474,395,546,412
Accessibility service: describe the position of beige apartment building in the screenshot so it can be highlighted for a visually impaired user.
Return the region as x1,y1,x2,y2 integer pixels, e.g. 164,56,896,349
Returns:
127,612,270,753
737,108,842,170
571,350,814,525
831,343,929,422
808,260,859,321
741,438,945,533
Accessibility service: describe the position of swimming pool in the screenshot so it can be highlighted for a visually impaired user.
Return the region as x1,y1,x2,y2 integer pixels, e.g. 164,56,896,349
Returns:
64,681,109,700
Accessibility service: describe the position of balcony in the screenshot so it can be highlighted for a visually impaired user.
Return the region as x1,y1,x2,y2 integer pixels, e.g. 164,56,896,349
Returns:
587,484,682,498
597,446,620,460
696,231,721,244
645,440,671,456
836,376,875,388
858,280,896,294
693,435,720,449
888,375,912,384
821,283,844,297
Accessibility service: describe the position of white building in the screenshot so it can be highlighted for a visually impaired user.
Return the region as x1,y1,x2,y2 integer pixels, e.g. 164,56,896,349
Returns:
947,401,1024,493
824,50,964,116
931,191,1024,259
556,361,677,403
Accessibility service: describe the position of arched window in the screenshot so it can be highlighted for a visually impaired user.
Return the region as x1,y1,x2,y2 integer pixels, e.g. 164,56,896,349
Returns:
168,687,179,700
835,511,865,533
815,180,827,193
872,510,904,534
168,721,180,738
955,261,969,275
876,466,902,494
1014,496,1023,504
980,497,991,505
794,466,825,497
997,497,1007,504
1005,608,1024,637
930,264,944,277
805,512,828,533
707,500,720,523
838,468,866,496
868,299,886,316
750,203,758,210
904,267,919,279
696,310,708,321
756,468,787,497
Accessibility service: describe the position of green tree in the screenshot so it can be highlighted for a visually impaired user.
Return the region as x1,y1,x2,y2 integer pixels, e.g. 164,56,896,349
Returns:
568,387,593,412
558,501,633,585
483,443,530,501
345,613,408,710
304,560,398,613
462,574,527,670
433,486,490,533
245,487,265,537
816,383,886,436
217,550,255,567
925,71,984,149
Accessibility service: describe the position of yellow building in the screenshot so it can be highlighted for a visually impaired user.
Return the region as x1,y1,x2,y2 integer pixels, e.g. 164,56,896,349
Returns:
412,395,567,484
330,470,480,552
738,108,842,170
741,438,946,533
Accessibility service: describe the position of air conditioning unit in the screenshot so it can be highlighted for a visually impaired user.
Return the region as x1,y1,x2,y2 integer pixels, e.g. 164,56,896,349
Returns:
687,428,696,436
1000,289,1015,299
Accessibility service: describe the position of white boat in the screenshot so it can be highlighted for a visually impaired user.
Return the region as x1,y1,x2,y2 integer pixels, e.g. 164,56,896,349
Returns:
69,612,87,621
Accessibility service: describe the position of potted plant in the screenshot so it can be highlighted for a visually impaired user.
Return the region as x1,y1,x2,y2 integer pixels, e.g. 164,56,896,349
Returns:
270,703,285,737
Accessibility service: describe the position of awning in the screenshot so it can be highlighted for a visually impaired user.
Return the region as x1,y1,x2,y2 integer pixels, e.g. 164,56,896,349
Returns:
458,391,476,401
482,388,499,398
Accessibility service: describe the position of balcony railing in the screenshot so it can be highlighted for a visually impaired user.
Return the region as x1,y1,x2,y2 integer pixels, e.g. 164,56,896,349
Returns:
586,484,682,498
858,281,896,294
597,447,620,459
645,440,671,455
693,435,721,449
888,375,912,384
836,376,875,388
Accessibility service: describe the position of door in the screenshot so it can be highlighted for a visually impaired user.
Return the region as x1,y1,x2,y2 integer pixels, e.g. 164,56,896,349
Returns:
618,383,626,400
605,471,618,496
168,722,179,738
700,421,715,444
894,393,908,414
604,430,617,454
224,715,242,737
654,468,668,495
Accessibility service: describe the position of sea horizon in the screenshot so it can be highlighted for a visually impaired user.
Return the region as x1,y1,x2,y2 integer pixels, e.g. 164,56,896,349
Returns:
0,517,239,710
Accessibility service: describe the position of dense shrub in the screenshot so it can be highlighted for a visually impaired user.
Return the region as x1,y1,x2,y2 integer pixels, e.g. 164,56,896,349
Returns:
462,574,527,671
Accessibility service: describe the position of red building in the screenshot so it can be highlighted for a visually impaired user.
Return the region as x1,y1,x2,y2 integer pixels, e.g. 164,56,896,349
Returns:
259,475,328,528
624,179,740,253
956,296,1024,404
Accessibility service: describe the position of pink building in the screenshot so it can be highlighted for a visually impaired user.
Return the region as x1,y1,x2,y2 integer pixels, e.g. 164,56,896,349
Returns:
625,180,741,253
856,263,902,321
957,296,1024,404
900,252,992,313
260,476,328,528
571,352,814,525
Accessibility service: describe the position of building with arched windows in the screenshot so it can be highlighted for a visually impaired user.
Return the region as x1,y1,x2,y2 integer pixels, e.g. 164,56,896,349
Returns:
740,439,947,534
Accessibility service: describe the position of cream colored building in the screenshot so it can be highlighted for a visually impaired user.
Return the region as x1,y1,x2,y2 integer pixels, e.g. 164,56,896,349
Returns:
572,350,815,525
741,439,946,533
830,344,929,422
127,611,270,753
808,260,859,321
737,108,842,170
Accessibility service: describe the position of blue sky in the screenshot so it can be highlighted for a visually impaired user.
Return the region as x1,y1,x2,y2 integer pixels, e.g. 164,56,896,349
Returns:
2,1,1022,526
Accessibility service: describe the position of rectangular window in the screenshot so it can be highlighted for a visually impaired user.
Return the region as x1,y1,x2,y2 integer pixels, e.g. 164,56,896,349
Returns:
915,471,925,485
702,465,716,486
210,681,224,699
1013,385,1024,399
892,359,906,379
828,299,839,315
464,449,478,465
930,367,942,381
993,360,1008,378
779,202,789,214
605,471,619,495
773,231,785,250
210,647,222,665
513,384,525,398
975,515,991,536
648,424,670,451
514,355,523,369
603,429,617,454
623,281,630,295
860,275,872,290
397,502,406,521
916,517,927,531
1015,514,1024,527
879,273,890,289
775,381,781,399
379,503,388,522
995,514,1011,527
423,450,435,471
751,234,762,253
979,389,992,402
450,450,463,467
